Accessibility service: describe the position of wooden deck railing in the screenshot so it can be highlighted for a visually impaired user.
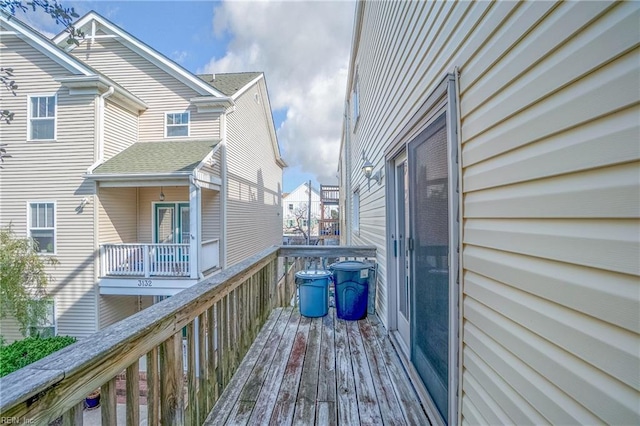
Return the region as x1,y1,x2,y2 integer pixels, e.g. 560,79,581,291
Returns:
0,245,375,425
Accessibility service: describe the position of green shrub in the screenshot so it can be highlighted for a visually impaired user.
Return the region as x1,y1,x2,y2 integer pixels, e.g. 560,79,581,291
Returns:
0,335,76,377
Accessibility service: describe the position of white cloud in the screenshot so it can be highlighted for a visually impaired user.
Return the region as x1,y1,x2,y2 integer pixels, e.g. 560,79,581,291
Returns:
171,50,189,64
200,0,355,184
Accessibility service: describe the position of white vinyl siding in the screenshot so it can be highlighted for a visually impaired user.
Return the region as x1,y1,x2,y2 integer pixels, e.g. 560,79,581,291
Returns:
28,95,56,140
0,29,98,339
344,1,639,425
68,35,220,141
28,201,56,254
225,79,283,267
165,112,190,138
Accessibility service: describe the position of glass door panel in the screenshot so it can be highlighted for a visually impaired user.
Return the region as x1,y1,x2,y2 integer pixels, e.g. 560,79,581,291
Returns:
409,112,450,423
394,153,410,351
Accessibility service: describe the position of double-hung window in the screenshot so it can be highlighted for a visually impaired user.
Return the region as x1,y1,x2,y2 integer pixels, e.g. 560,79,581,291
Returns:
28,299,56,338
352,189,360,233
29,95,56,140
29,202,55,253
166,112,190,137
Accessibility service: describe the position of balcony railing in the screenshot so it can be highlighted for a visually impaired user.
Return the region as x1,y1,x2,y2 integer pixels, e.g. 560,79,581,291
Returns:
0,245,376,425
101,243,191,278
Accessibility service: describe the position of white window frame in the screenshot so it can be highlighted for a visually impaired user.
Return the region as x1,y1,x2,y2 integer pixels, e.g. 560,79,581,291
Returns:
165,111,190,138
28,201,57,255
352,188,360,233
28,298,56,338
27,94,57,141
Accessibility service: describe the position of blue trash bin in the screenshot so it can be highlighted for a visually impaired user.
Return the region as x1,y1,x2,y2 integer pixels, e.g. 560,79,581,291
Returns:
330,261,374,320
295,270,331,318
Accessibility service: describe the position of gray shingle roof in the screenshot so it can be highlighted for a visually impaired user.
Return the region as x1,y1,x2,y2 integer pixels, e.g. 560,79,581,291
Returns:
197,72,262,96
93,140,218,175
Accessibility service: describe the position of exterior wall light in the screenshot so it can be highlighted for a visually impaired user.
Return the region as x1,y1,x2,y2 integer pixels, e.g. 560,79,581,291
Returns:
159,186,165,201
362,156,382,189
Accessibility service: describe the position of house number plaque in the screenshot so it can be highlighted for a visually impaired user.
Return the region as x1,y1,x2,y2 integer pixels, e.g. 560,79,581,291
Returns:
137,280,153,287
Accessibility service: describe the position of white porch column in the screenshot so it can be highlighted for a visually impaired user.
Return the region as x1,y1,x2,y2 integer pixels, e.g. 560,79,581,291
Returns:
189,178,200,279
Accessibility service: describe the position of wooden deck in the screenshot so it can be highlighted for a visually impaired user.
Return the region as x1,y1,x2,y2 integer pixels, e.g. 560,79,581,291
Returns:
205,307,429,425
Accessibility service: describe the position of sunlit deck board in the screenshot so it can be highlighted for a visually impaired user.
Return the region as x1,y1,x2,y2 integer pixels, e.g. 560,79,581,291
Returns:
204,307,429,425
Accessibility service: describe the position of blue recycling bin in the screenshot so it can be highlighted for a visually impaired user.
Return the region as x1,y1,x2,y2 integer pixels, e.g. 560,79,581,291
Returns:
295,270,331,318
330,261,373,320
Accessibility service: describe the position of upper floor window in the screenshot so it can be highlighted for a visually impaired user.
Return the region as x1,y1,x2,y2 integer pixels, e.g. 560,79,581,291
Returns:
29,202,55,254
352,189,360,233
351,72,360,128
166,112,190,137
28,95,56,140
288,203,294,210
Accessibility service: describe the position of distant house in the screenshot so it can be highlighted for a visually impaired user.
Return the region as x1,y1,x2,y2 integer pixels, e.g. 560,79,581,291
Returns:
340,1,639,425
0,11,285,342
282,182,320,243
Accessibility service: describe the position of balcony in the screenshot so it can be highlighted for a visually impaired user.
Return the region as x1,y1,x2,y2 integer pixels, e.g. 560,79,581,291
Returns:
0,246,427,425
99,240,220,295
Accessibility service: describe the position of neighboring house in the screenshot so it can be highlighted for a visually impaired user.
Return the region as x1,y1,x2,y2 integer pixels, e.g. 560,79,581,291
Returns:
0,11,285,342
340,2,639,426
282,182,320,242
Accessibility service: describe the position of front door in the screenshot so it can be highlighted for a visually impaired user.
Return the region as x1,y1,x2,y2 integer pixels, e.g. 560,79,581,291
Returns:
155,203,190,266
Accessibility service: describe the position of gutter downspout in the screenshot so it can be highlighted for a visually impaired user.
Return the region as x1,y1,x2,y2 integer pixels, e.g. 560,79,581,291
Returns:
88,86,115,174
189,175,203,280
220,112,228,270
91,85,113,333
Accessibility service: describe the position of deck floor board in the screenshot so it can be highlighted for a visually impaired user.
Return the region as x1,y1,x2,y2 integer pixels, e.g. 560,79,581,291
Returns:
205,308,429,426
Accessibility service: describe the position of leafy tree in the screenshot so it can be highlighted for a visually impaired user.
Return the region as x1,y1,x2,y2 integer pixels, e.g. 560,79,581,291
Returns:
0,0,83,165
0,225,59,336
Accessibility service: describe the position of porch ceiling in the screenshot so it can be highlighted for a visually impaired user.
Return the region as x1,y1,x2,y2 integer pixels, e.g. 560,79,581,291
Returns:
93,140,219,175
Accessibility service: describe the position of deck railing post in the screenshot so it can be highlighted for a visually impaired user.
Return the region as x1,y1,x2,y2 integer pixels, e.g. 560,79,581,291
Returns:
144,245,150,278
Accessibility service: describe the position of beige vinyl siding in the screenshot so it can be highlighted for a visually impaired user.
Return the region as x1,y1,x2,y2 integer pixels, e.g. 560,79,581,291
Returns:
0,316,24,344
202,189,221,242
225,79,283,267
69,36,220,141
346,1,639,424
99,295,138,329
98,187,138,244
0,31,98,339
103,100,138,160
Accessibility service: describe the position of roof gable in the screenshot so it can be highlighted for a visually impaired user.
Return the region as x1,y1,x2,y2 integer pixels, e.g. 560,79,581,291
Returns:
0,11,94,76
93,140,219,175
197,72,263,97
53,11,227,98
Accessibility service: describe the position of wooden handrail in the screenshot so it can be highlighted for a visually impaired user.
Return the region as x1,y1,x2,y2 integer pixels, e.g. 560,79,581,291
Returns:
0,245,376,425
279,245,375,258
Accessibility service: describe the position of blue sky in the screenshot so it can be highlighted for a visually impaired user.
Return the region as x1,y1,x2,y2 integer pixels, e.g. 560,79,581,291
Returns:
14,0,355,193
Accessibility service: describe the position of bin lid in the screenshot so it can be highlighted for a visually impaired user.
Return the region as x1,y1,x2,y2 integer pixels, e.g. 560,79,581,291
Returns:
295,270,332,279
329,260,372,271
